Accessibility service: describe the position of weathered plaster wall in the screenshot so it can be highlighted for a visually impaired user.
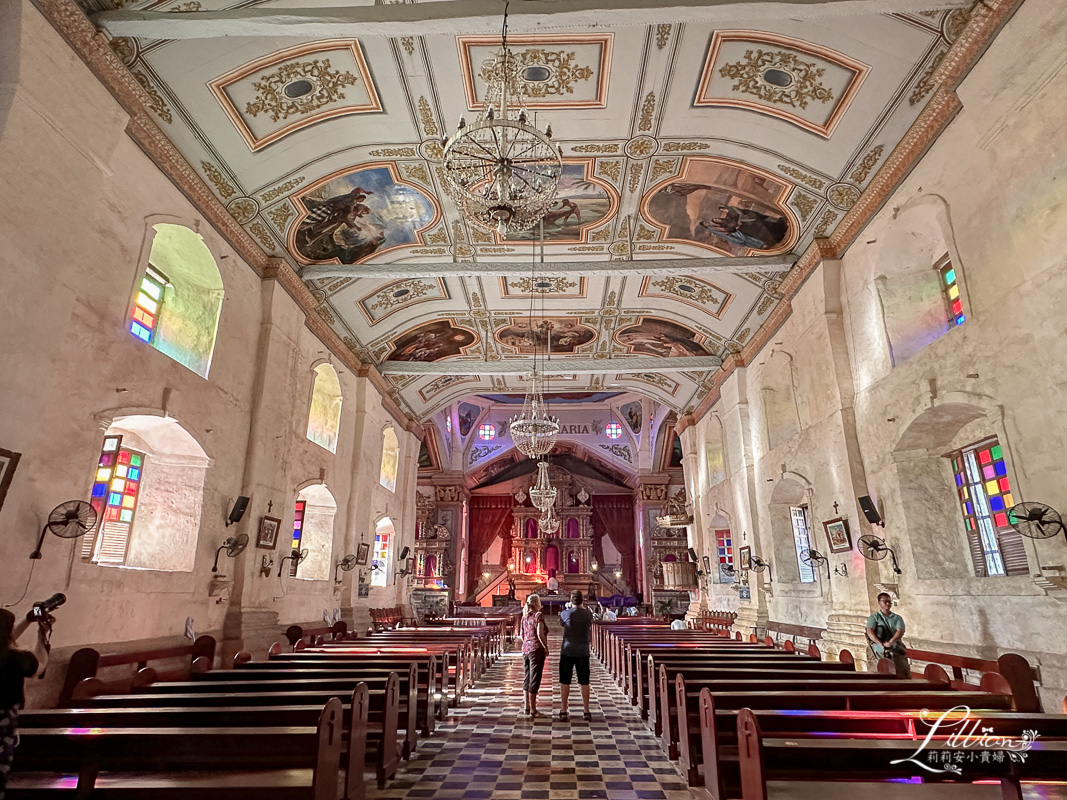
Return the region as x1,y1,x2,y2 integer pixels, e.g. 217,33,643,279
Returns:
0,3,417,705
683,0,1067,707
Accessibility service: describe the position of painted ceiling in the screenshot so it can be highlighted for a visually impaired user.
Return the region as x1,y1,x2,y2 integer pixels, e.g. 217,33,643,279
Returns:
80,0,980,421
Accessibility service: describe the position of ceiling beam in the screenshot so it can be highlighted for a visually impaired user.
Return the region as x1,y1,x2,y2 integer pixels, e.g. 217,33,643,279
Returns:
380,356,721,375
93,0,972,40
300,256,792,281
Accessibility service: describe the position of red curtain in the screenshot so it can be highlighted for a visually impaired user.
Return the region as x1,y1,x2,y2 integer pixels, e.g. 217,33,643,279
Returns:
468,496,514,596
591,495,636,591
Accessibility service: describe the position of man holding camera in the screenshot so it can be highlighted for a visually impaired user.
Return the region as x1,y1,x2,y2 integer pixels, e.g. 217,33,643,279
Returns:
0,602,55,795
865,592,910,678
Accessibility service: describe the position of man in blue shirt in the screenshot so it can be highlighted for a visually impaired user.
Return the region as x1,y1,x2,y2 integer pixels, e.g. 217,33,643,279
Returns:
558,590,594,721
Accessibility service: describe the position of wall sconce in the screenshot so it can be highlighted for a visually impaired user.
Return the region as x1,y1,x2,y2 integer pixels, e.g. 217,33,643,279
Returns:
833,563,848,577
259,555,274,577
591,561,599,572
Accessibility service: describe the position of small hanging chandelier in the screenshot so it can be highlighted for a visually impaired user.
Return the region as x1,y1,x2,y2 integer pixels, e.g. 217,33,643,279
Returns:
528,460,557,512
439,3,563,238
538,509,560,535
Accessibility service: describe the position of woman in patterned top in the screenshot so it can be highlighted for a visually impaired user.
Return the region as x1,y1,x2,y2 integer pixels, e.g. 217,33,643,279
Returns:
521,594,549,718
0,608,50,797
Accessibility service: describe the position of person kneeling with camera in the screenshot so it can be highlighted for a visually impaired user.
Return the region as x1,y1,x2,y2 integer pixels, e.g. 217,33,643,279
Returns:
0,603,54,795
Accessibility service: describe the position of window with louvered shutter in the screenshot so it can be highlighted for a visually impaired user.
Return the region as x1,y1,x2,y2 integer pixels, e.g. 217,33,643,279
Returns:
946,437,1027,578
84,435,146,565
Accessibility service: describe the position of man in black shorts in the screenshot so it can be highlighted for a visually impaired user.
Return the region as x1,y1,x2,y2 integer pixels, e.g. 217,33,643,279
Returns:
558,589,594,721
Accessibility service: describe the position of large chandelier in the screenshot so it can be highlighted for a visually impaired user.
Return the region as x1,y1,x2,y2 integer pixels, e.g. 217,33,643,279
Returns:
510,371,560,458
440,6,563,238
528,460,558,513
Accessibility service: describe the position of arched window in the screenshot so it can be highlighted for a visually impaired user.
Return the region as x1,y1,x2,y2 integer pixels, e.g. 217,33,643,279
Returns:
129,223,224,378
291,484,335,581
84,415,208,571
379,427,399,492
306,363,343,453
372,517,394,587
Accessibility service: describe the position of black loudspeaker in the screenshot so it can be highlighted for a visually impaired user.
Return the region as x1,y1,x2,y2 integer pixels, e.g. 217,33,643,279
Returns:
687,547,698,563
398,546,410,561
858,495,884,527
226,496,250,526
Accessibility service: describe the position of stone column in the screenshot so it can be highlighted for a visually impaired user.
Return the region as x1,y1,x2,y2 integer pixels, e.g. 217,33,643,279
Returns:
433,481,468,599
679,427,707,619
634,478,669,602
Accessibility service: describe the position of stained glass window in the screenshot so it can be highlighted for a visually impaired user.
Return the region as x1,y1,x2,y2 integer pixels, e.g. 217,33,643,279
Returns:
85,435,146,564
715,528,734,583
605,422,623,440
478,423,495,441
129,265,167,343
290,500,306,577
948,437,1022,577
938,258,965,327
372,527,391,587
790,506,815,583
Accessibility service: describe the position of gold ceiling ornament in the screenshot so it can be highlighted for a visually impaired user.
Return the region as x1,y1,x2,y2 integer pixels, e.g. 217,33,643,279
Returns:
828,183,860,210
369,147,417,158
719,50,833,110
777,164,824,190
227,197,258,224
260,177,305,203
245,59,359,122
249,222,276,251
133,70,172,124
481,48,594,99
628,162,644,193
662,141,709,152
572,143,619,154
789,191,818,222
910,51,946,107
813,209,838,237
440,5,563,239
201,161,235,198
597,161,621,182
655,24,672,50
639,92,656,132
849,145,884,184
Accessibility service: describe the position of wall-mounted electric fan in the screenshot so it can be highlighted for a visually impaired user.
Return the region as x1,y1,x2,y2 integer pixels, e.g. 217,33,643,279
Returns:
211,534,249,572
857,533,902,574
1007,502,1064,542
800,548,829,580
279,548,310,577
335,554,357,583
30,500,98,559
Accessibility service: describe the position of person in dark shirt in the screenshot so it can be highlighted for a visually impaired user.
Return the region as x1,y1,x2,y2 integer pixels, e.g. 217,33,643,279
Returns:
0,608,50,796
558,590,594,721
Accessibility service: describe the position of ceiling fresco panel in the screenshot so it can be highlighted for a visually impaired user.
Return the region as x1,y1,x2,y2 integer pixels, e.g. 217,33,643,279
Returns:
642,156,798,256
387,319,479,362
289,163,440,265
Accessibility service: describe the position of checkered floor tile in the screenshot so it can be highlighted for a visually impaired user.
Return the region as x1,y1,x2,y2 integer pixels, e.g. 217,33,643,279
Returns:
369,632,700,800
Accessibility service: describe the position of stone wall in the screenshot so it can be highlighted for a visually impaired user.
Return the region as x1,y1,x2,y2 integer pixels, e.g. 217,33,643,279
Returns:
0,3,417,705
683,0,1067,709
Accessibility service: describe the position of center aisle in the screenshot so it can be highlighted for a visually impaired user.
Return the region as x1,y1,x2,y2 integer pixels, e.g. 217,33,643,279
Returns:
370,631,700,800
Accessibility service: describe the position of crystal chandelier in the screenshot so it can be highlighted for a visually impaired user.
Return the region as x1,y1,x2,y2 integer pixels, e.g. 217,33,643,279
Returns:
528,460,557,512
510,371,560,458
440,5,563,238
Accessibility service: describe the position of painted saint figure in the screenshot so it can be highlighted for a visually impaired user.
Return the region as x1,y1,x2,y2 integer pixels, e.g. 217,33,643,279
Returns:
698,205,787,250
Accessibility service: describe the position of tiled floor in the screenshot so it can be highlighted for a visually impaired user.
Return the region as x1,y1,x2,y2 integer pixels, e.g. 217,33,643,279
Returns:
370,633,699,800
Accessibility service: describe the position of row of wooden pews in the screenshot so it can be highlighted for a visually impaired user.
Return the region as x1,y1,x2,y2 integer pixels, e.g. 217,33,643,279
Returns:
7,620,502,799
596,621,1067,800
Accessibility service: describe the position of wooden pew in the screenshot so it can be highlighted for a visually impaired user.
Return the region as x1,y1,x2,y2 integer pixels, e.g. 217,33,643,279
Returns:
285,621,349,649
695,703,1067,800
58,635,217,707
642,653,853,734
8,696,348,800
734,706,1067,800
686,682,1017,794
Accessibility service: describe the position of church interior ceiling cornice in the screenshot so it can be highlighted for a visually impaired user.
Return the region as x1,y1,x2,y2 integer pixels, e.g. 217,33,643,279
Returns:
67,0,989,421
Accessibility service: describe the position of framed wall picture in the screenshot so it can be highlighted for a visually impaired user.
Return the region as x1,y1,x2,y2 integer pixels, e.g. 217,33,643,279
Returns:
702,555,712,575
823,517,853,553
355,542,370,565
0,447,22,515
256,516,281,550
739,545,751,570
